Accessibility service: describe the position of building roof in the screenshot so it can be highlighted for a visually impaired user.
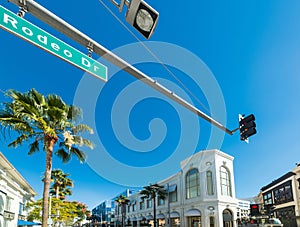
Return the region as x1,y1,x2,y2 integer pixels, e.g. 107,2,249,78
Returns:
180,149,234,169
260,171,296,192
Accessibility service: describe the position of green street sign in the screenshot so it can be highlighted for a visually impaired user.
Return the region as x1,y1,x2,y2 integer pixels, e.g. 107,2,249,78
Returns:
0,5,107,81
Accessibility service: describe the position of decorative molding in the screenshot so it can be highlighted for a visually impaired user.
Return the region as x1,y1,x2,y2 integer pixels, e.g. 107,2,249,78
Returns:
206,162,212,166
18,214,26,220
3,210,15,220
208,206,214,211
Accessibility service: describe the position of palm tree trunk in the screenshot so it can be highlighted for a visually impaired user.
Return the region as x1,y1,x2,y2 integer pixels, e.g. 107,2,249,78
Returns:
56,186,60,199
121,204,125,227
41,137,56,227
153,196,157,227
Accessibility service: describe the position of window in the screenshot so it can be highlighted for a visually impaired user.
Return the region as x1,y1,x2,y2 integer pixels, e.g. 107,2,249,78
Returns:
276,205,296,226
158,198,165,206
170,190,177,202
186,168,200,199
206,171,214,195
5,197,13,211
209,216,215,227
273,181,293,205
19,203,24,215
168,184,177,203
139,201,145,210
220,166,232,196
263,192,273,205
0,192,4,213
146,199,152,208
187,216,201,227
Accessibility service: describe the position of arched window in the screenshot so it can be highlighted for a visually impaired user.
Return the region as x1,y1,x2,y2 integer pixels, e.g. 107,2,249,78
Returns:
206,170,214,195
186,168,200,199
220,166,232,196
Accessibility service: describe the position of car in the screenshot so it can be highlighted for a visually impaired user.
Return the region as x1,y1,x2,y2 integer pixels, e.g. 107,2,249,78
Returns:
259,218,283,227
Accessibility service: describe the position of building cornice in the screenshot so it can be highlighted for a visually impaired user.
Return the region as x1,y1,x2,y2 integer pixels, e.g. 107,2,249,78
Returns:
261,171,296,191
0,152,36,196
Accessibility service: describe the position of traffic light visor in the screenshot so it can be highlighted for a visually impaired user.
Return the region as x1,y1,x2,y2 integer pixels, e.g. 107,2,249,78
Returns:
239,114,255,125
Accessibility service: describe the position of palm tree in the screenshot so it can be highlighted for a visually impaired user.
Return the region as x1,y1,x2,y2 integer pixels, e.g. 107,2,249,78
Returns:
50,169,73,200
0,89,94,227
140,183,167,227
115,195,130,227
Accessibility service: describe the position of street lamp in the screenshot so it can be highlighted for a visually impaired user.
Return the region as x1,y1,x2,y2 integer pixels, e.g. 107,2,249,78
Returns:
109,0,159,39
167,184,171,227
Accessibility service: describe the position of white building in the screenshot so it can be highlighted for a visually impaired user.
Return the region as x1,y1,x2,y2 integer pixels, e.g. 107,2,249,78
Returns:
236,199,250,223
119,149,239,227
0,152,37,227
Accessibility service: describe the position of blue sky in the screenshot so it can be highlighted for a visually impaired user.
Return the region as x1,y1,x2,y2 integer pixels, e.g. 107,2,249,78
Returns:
1,0,300,209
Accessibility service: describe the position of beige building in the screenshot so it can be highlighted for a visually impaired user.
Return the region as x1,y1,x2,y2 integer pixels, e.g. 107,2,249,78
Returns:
0,152,37,227
260,163,300,227
117,149,239,227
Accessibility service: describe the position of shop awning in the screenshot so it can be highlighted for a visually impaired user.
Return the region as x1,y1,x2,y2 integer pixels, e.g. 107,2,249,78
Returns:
131,217,137,221
146,215,153,220
184,209,201,217
167,184,177,192
157,213,165,219
137,216,146,221
170,211,180,218
17,220,41,226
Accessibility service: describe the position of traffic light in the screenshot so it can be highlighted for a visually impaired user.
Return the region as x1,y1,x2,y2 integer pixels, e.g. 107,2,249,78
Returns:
126,0,159,39
250,204,260,216
239,114,257,141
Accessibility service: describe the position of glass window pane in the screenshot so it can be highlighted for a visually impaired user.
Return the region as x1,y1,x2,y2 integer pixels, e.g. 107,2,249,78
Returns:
186,168,200,199
220,167,232,196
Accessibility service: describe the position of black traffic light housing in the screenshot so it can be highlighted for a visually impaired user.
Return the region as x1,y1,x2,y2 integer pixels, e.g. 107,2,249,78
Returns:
239,114,257,141
250,204,260,216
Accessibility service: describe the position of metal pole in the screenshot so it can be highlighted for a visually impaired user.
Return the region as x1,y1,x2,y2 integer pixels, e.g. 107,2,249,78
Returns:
7,0,234,135
167,184,171,227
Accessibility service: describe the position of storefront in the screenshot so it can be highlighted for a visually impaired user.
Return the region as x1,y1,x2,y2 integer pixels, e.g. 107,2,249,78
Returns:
170,211,180,227
223,209,234,227
185,209,201,227
157,213,165,226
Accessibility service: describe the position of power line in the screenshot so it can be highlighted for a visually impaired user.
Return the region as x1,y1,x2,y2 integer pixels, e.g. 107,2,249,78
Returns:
98,0,213,118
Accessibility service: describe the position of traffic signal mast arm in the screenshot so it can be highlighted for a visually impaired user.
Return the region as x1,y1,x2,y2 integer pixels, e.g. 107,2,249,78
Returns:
8,0,236,135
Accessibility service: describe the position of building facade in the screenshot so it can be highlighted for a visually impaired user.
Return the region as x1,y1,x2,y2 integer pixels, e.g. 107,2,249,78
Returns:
92,199,115,224
0,152,37,227
116,149,239,227
260,163,300,227
236,199,250,224
92,189,136,225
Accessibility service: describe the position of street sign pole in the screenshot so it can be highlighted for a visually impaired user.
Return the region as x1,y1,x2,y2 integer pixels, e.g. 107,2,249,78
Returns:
4,0,235,135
